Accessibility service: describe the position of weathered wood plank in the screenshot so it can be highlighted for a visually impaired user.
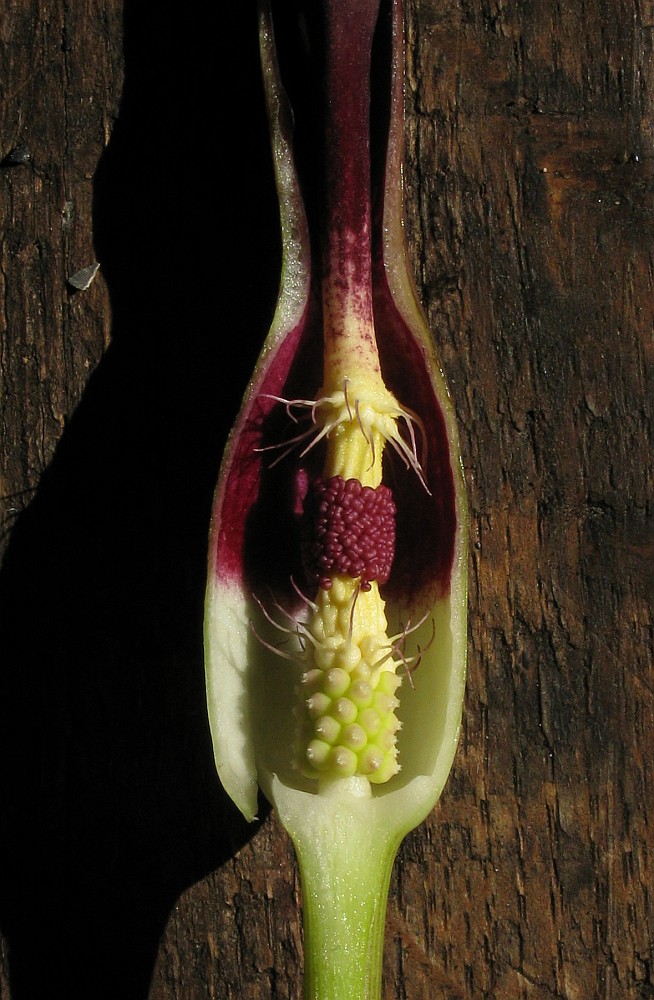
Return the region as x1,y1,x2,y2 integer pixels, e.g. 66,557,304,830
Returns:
1,2,652,999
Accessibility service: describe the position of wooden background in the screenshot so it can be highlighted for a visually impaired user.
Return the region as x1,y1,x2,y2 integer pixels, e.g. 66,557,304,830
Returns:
1,1,652,998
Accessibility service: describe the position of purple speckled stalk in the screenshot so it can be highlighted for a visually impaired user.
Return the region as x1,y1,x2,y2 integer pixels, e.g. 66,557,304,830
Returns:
321,0,383,388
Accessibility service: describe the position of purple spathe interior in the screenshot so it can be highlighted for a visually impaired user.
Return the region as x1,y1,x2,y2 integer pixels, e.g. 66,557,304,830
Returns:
210,296,455,609
209,0,456,611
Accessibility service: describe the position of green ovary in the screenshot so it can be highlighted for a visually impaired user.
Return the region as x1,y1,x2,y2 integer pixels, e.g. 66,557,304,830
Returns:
299,577,402,785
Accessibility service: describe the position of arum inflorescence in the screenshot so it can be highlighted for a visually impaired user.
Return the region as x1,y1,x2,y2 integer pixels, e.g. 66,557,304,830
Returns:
204,1,467,997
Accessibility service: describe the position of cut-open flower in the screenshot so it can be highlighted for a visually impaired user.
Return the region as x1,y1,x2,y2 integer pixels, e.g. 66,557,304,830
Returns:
204,1,467,997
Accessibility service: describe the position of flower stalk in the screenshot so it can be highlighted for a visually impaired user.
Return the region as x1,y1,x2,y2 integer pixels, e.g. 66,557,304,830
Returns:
204,1,467,997
282,781,399,1000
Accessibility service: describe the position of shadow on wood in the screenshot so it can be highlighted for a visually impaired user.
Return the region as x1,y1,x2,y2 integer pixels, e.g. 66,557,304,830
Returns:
0,3,279,998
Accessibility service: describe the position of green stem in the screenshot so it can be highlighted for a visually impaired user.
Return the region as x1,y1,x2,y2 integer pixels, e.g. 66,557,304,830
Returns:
281,780,400,1000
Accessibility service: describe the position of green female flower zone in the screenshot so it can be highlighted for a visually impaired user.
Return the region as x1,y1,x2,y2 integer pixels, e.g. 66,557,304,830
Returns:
204,1,467,997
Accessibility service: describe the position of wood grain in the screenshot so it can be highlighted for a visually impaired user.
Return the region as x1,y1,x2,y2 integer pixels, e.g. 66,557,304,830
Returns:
1,2,652,999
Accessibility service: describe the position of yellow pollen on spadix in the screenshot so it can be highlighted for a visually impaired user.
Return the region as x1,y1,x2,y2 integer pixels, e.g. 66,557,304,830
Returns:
294,374,423,785
258,369,427,784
